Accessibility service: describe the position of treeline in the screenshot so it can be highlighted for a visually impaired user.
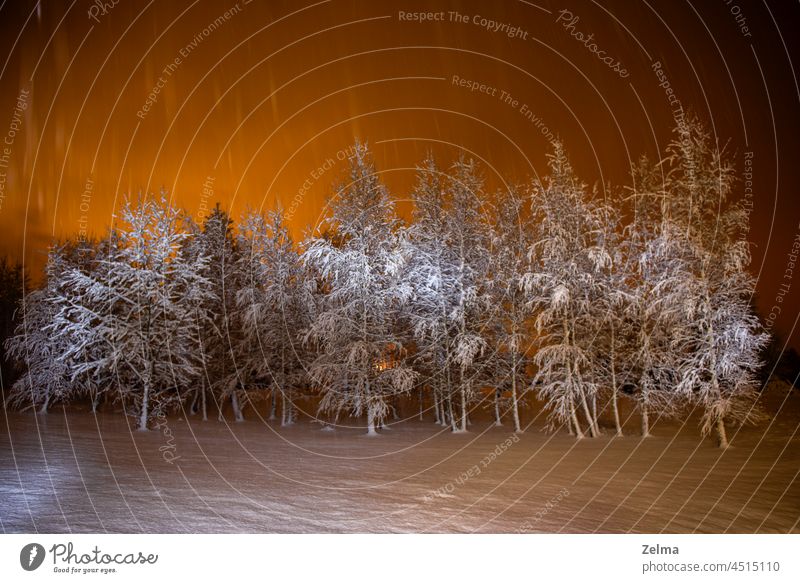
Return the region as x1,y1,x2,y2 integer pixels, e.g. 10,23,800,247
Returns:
4,118,768,447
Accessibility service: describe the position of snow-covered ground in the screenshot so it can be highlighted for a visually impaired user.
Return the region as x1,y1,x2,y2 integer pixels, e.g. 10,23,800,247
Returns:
1,382,798,533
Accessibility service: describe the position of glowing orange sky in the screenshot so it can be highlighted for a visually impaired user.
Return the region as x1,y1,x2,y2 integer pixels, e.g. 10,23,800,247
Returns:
0,0,798,348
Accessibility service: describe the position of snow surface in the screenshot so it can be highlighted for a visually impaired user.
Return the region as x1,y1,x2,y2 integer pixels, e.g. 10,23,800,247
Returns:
1,381,798,533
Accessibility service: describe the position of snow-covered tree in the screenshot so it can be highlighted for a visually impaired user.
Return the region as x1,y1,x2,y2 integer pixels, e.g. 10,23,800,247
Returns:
5,244,73,413
442,157,494,432
303,143,416,434
404,155,461,429
54,195,212,430
487,187,533,432
0,256,26,387
235,209,314,426
523,142,610,438
192,204,245,422
661,119,769,447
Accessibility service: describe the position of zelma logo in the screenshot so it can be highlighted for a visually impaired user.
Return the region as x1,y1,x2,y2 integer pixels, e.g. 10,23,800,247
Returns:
20,543,46,571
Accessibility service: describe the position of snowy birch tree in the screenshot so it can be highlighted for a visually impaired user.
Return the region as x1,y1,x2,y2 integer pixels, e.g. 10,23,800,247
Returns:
523,143,610,438
661,119,769,447
488,187,533,432
404,155,461,429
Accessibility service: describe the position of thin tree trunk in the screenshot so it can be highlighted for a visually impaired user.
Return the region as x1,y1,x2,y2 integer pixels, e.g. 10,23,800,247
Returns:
511,382,522,434
189,391,198,416
231,392,244,422
269,390,277,421
201,384,207,421
39,390,50,414
571,407,584,439
447,393,457,432
419,388,424,421
610,326,622,436
139,380,150,431
494,388,502,426
641,401,650,437
717,416,729,449
579,389,597,438
511,354,522,433
366,405,377,435
459,378,468,432
611,385,622,437
282,393,294,426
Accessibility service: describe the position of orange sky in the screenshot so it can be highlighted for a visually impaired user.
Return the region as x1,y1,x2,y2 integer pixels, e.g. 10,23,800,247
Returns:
0,0,798,348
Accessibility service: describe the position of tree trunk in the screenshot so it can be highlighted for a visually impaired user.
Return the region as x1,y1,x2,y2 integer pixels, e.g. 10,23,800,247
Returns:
91,391,100,414
609,325,622,436
39,390,50,414
579,389,597,438
494,388,502,426
201,384,207,421
286,395,295,425
366,405,378,436
511,355,522,433
611,385,622,437
447,394,457,432
459,379,468,432
231,392,244,422
139,380,150,431
269,390,277,421
571,407,584,439
189,391,198,416
717,416,729,449
641,402,650,437
418,388,424,421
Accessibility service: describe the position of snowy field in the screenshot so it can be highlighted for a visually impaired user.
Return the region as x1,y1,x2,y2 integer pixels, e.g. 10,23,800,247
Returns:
1,382,798,534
